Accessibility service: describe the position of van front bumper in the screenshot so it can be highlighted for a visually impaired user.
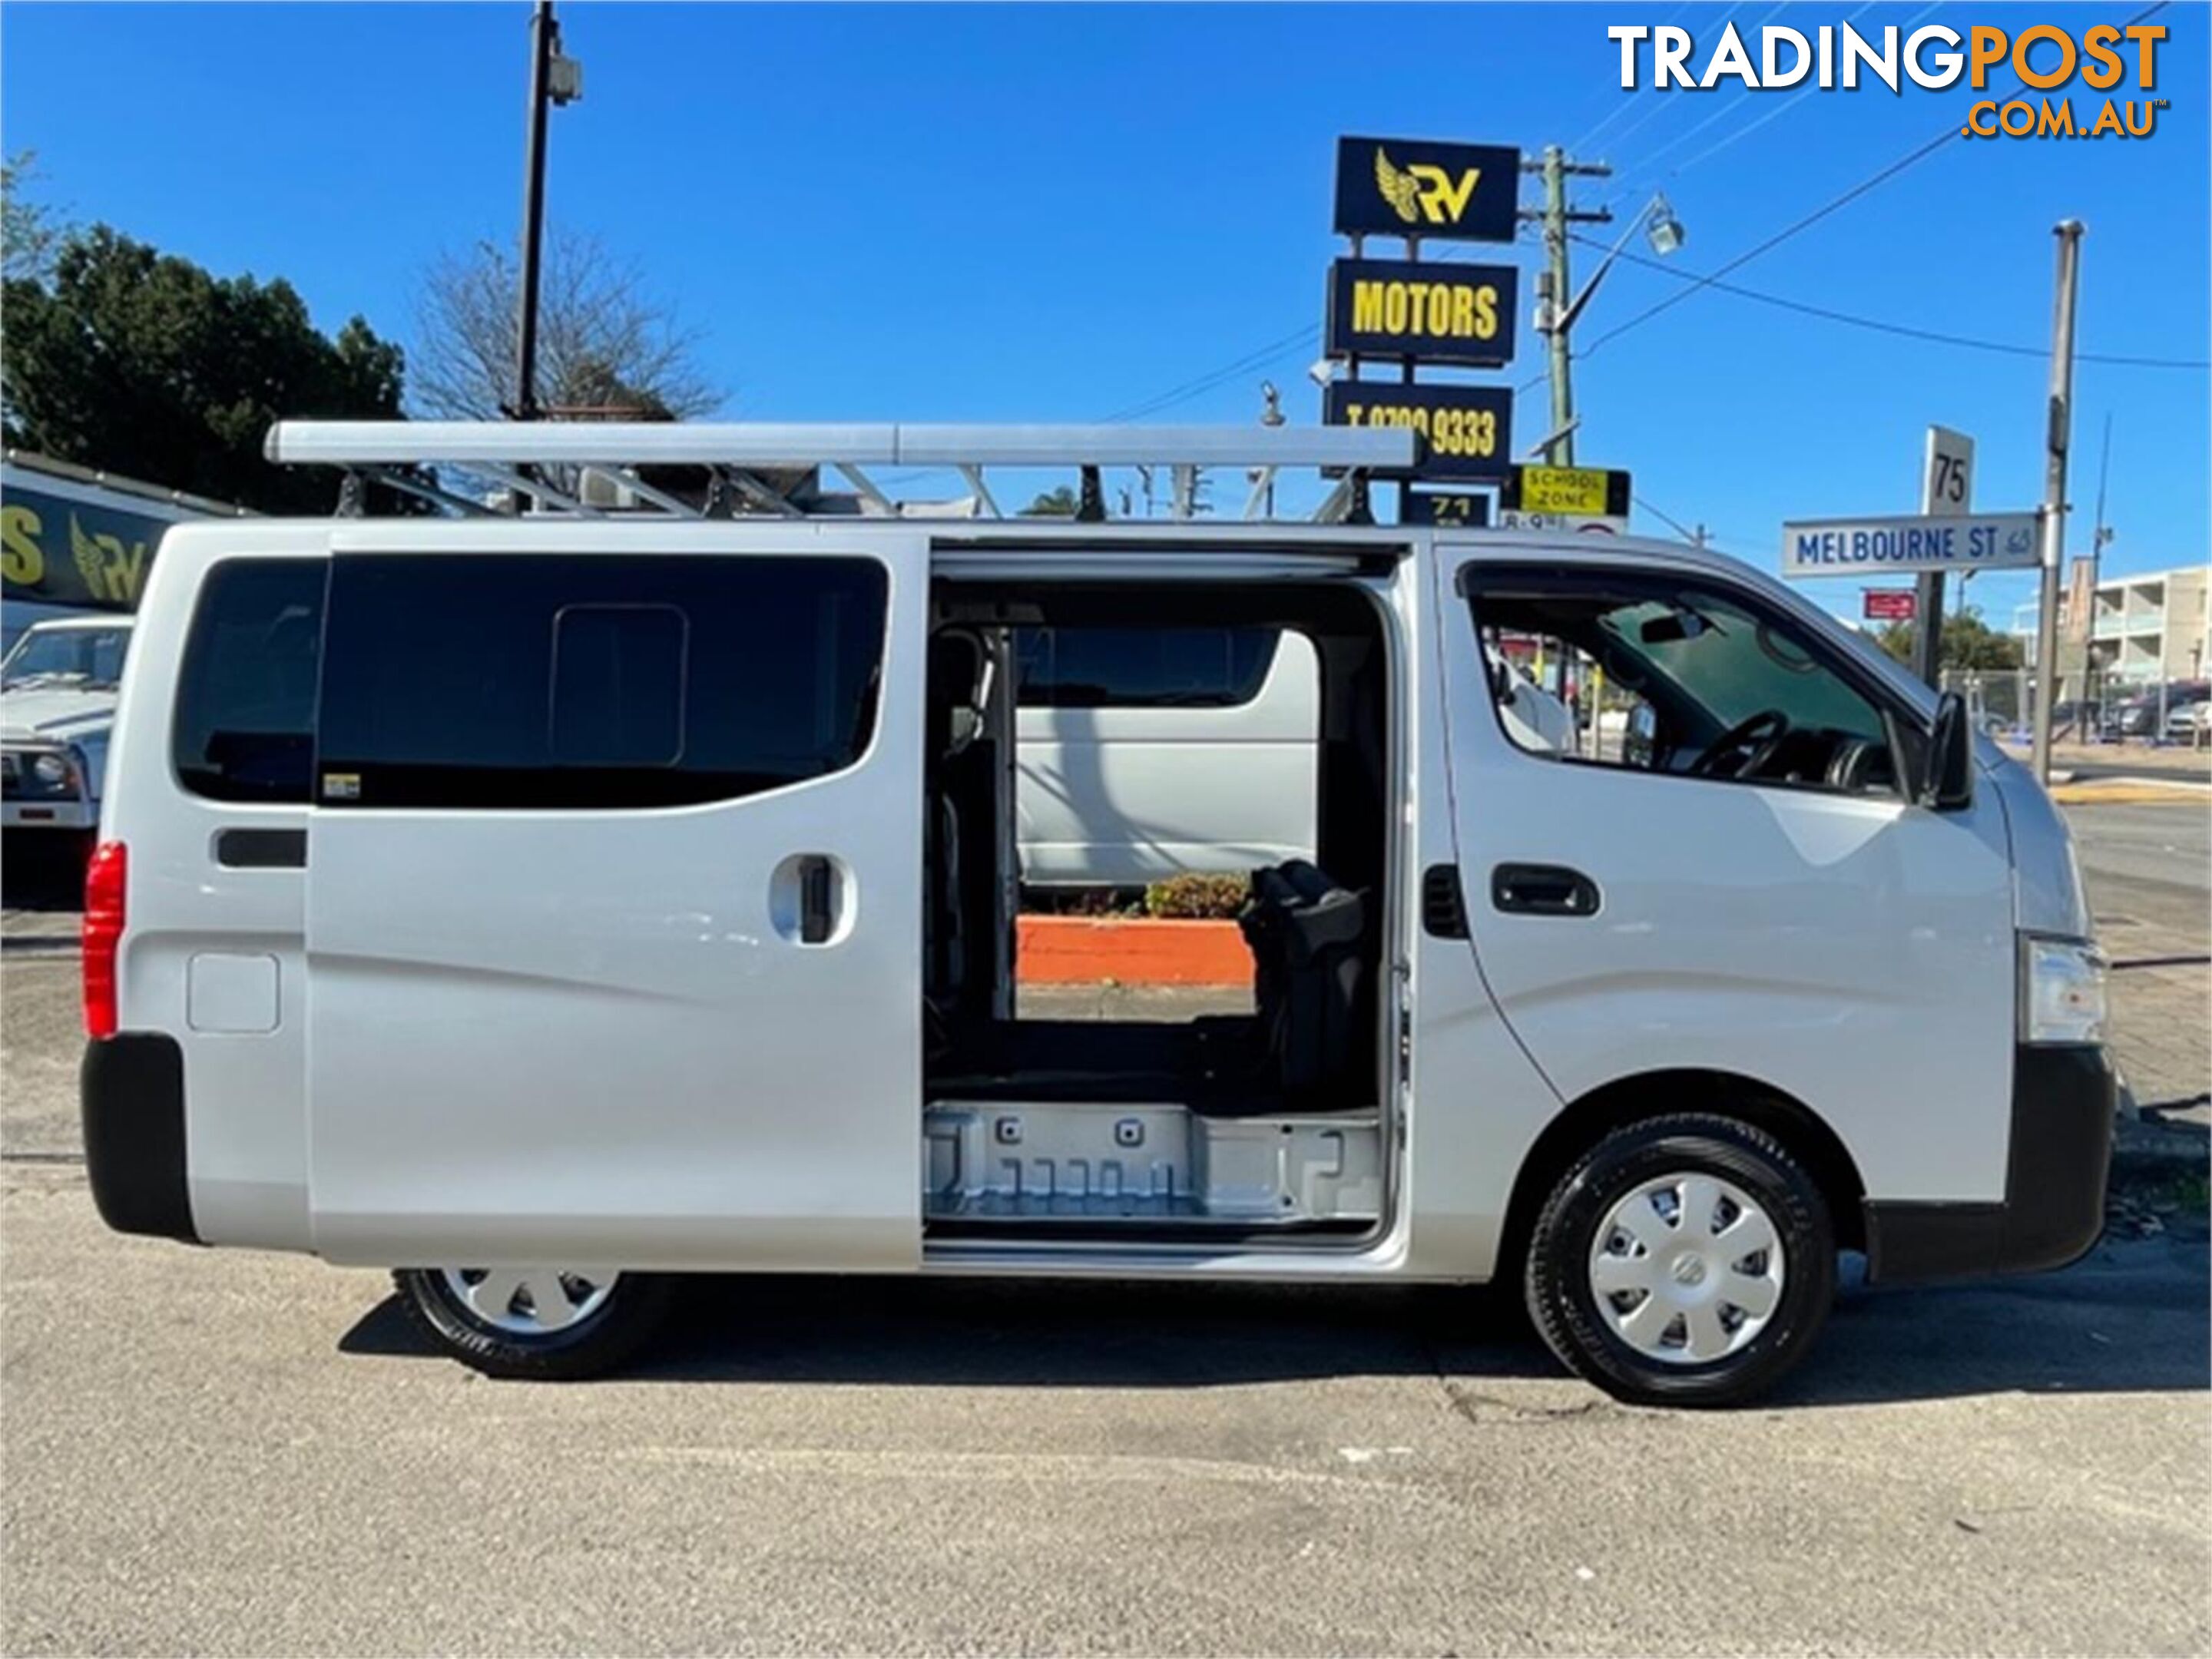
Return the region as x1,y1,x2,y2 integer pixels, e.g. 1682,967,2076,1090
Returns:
1863,1044,2114,1283
81,1034,200,1244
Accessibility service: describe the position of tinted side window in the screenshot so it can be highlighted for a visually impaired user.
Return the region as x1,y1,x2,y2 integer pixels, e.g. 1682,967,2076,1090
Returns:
315,555,886,810
172,559,328,804
1015,627,1278,708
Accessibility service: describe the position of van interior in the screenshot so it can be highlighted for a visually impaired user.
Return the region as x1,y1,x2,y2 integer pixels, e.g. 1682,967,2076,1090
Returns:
920,577,1393,1243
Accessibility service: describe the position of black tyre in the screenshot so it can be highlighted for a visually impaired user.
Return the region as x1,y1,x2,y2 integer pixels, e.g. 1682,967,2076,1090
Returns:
392,1267,676,1380
1524,1114,1834,1408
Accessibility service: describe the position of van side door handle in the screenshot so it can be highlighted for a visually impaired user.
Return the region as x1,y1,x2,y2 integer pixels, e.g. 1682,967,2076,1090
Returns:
1491,863,1601,918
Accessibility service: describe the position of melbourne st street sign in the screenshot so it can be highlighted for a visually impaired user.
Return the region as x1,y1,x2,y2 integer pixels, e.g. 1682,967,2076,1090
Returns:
1780,510,2041,576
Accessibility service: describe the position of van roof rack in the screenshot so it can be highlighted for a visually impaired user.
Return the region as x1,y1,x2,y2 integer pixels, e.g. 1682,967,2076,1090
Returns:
263,421,1417,525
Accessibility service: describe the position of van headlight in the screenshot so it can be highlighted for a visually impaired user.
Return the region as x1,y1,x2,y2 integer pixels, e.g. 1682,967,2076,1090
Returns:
31,752,74,787
2022,936,2108,1046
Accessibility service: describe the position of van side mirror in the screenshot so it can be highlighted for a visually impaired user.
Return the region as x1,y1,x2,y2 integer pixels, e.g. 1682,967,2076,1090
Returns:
1913,691,1975,810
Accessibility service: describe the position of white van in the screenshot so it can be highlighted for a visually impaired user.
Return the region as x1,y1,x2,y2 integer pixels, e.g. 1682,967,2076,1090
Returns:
1013,628,1571,888
1014,623,1321,887
81,422,2113,1406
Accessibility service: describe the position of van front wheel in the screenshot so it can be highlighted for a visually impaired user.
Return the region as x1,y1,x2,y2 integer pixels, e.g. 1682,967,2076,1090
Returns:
392,1267,675,1380
1524,1114,1835,1407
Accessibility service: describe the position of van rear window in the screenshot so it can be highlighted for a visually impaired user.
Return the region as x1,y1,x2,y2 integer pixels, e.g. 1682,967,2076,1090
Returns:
313,555,886,810
171,559,329,804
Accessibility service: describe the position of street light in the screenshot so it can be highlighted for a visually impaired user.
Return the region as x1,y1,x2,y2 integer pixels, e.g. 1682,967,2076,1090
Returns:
1545,191,1687,342
515,0,584,423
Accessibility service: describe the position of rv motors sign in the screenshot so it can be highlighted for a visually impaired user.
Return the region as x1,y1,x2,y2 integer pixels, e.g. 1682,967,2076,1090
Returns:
1326,259,1518,368
1333,137,1521,242
1323,382,1512,479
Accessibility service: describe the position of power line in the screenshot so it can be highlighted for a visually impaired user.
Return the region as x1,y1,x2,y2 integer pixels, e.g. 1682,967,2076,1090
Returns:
1575,0,2171,364
1631,492,1702,543
1097,323,1317,423
1597,0,1891,208
1066,0,2177,435
1568,233,2210,370
1562,0,1699,154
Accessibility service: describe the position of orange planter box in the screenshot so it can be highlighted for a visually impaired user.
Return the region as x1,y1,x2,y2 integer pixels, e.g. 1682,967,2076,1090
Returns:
1017,916,1252,986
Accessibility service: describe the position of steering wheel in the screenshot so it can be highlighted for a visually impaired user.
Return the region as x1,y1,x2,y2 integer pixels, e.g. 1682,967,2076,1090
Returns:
1690,708,1791,780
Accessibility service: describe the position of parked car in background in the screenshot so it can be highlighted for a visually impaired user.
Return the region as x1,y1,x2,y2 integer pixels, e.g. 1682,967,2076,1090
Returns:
2101,683,2207,738
0,614,134,839
2164,691,2212,742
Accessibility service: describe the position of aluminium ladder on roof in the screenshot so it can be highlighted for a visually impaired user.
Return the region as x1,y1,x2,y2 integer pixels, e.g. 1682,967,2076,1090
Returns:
261,421,1419,525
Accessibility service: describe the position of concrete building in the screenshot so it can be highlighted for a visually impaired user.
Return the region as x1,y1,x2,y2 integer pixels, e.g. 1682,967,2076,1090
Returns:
2016,561,2210,690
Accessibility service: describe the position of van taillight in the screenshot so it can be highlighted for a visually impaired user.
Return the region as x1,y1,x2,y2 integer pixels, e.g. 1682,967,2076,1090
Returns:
82,840,127,1039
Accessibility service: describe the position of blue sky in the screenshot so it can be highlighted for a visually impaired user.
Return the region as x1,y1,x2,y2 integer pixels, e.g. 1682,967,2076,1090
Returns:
4,2,2206,627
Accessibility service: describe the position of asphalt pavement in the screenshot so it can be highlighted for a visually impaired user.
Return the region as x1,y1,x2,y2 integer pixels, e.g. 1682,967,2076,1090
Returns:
2,808,2207,1655
2,1157,2206,1657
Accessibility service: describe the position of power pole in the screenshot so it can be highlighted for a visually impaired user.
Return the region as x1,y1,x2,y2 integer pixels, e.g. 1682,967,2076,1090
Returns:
2031,220,2085,786
2086,414,2114,707
1520,146,1614,466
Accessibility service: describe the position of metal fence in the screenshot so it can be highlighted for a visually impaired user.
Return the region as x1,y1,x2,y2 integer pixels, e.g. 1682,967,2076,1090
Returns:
1942,667,2210,747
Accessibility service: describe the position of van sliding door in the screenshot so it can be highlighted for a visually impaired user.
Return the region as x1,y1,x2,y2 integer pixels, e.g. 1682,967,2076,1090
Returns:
302,523,926,1269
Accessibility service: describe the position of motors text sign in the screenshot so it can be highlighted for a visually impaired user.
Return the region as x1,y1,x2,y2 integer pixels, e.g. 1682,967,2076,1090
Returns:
1781,511,2040,576
1326,259,1518,367
1333,137,1521,243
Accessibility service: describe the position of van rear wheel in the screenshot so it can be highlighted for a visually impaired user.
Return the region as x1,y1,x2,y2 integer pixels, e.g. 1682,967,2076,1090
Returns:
1524,1114,1834,1408
392,1267,674,1380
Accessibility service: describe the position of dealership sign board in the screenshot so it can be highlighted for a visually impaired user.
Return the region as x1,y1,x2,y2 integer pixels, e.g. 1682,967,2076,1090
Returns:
1781,511,2041,576
1326,259,1518,368
1400,488,1492,528
0,476,190,611
1323,382,1513,480
1333,137,1521,243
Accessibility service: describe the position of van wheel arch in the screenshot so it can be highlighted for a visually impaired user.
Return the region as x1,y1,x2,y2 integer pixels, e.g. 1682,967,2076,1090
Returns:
1498,1069,1868,1286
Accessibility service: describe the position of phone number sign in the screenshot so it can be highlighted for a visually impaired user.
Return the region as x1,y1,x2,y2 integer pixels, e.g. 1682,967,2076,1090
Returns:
1323,382,1513,480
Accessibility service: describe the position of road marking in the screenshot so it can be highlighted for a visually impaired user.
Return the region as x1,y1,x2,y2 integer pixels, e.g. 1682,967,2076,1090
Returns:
2052,780,2212,805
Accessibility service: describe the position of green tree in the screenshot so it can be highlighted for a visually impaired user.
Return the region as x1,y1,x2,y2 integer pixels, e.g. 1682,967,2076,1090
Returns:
1876,608,2025,672
1021,485,1078,517
2,227,406,512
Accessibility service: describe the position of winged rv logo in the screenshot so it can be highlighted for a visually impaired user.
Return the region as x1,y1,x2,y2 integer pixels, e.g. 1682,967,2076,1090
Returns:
1373,147,1484,227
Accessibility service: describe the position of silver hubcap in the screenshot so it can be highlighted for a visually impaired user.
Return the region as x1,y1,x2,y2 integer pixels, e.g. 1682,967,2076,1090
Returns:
1588,1173,1785,1365
441,1268,618,1336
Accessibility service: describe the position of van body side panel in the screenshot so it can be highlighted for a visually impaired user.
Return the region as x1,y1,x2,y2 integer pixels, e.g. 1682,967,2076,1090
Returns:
1439,544,2018,1208
101,528,324,1250
301,527,929,1270
1015,631,1319,886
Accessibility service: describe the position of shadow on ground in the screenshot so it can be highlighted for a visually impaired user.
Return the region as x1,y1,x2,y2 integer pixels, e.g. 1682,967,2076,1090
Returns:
342,1230,2208,1408
1,833,87,913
